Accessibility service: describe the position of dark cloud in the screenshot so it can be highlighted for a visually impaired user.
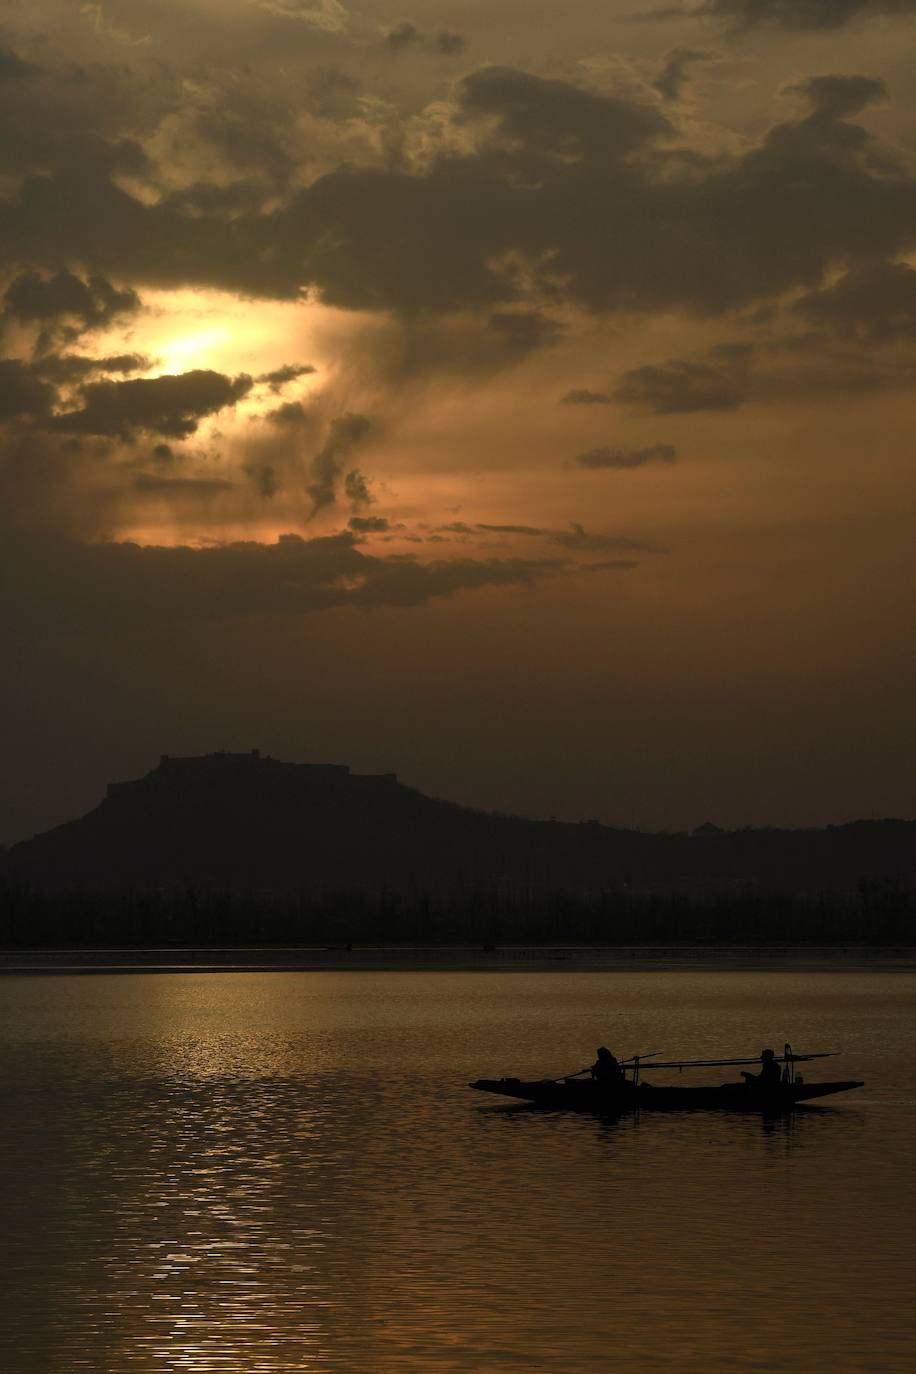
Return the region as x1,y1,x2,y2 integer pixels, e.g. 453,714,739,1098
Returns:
435,32,467,54
551,523,665,554
488,310,564,353
276,64,915,321
0,128,280,297
281,167,508,313
302,67,362,120
152,442,173,461
697,0,916,30
384,21,423,52
349,515,389,532
257,363,316,391
344,467,373,508
307,412,371,513
795,74,887,122
0,529,565,632
384,22,466,55
616,336,913,412
266,400,309,425
1,58,914,337
3,270,140,346
90,353,149,374
0,45,39,80
460,65,673,161
26,66,662,315
653,48,711,103
794,259,916,341
52,370,253,439
615,352,751,413
477,522,550,536
178,103,297,192
561,389,613,405
573,443,677,470
32,352,149,384
0,358,55,421
476,521,664,553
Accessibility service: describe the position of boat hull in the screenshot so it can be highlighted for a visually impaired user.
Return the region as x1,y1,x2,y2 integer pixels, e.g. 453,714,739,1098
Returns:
469,1077,864,1112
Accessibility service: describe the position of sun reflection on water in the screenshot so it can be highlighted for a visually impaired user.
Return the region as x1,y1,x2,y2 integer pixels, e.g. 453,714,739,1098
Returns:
0,971,913,1372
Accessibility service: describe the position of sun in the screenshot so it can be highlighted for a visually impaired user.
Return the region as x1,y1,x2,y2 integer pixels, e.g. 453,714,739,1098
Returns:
94,286,326,383
157,325,232,375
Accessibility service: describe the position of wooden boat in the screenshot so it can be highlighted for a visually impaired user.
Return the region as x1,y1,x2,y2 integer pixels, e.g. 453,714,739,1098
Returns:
470,1045,864,1113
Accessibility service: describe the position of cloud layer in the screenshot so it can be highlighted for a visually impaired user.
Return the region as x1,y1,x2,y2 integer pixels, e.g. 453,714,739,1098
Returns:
1,51,913,330
3,0,916,843
0,528,568,631
52,369,253,438
698,0,916,30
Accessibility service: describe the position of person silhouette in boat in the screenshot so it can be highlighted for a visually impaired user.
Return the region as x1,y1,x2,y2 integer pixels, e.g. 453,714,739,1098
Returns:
590,1047,625,1085
741,1048,782,1089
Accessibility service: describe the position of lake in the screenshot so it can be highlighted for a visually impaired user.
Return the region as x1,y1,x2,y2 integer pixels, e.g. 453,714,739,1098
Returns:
1,969,914,1372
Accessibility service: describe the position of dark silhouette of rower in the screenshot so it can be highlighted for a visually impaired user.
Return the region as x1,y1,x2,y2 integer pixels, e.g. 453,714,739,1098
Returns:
741,1048,782,1088
590,1047,625,1084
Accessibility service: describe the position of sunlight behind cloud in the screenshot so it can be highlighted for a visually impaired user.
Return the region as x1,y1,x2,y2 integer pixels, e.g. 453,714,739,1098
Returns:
157,326,231,375
98,289,322,384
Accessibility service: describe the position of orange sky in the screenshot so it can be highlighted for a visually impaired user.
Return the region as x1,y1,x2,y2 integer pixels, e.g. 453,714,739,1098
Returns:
2,0,916,839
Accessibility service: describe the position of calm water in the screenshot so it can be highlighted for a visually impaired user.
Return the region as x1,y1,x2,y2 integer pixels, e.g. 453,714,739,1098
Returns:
0,970,914,1373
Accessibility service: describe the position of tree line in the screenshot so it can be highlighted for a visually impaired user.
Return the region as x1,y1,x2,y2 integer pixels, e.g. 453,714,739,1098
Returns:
0,878,912,947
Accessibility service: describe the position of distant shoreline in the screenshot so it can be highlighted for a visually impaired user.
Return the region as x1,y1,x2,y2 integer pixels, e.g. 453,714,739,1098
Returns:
2,944,914,975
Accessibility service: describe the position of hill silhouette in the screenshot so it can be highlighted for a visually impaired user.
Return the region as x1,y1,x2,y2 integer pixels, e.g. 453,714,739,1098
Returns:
4,750,916,900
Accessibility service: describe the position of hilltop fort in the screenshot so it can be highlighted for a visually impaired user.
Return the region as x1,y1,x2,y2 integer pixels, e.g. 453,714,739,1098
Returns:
4,751,916,904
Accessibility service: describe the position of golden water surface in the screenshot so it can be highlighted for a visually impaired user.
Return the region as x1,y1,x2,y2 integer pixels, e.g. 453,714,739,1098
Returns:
1,970,913,1372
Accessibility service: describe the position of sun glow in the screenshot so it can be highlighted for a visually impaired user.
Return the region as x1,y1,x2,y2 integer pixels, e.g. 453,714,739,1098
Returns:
85,287,413,551
157,326,231,375
96,287,328,382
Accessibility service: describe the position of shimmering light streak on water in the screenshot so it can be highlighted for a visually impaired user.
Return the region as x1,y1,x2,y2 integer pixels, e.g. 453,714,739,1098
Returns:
0,970,914,1372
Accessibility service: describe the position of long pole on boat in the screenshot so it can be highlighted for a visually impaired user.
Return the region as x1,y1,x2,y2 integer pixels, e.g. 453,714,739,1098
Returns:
555,1049,837,1083
629,1051,838,1071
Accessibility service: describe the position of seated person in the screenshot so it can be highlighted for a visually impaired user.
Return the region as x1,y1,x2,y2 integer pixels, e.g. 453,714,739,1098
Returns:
590,1047,625,1084
741,1048,782,1087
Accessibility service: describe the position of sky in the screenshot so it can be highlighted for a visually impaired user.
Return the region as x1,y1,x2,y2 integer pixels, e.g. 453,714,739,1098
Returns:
3,0,916,842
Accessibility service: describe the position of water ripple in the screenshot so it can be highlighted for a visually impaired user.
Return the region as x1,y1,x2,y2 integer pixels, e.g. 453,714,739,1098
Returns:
0,970,914,1372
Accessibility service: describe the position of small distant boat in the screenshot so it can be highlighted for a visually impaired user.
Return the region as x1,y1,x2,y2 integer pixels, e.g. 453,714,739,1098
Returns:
470,1044,864,1113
